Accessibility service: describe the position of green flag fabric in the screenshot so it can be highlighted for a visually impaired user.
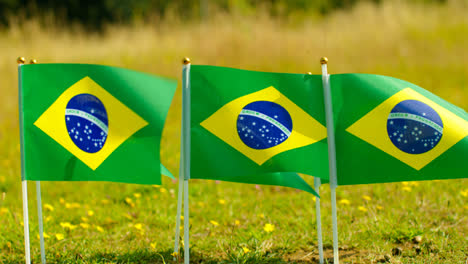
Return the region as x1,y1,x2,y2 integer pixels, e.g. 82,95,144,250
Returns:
19,63,176,184
189,65,329,194
331,74,468,185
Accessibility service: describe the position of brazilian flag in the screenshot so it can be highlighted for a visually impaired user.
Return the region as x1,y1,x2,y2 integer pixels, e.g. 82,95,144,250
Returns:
332,74,468,185
190,65,329,194
19,64,176,184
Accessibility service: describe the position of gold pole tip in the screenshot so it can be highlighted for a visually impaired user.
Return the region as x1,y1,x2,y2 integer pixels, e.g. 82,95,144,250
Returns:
182,57,191,65
306,72,313,75
30,59,38,64
17,57,26,64
320,57,328,65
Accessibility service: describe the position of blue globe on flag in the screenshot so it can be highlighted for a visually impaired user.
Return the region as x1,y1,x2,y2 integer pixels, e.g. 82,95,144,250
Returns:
65,93,108,153
236,101,292,150
387,100,443,154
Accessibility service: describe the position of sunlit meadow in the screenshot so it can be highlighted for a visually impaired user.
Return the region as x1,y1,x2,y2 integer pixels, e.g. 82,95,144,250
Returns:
0,1,467,263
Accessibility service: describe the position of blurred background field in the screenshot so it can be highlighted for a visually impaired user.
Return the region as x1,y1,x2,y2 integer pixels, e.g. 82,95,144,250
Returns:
0,0,467,263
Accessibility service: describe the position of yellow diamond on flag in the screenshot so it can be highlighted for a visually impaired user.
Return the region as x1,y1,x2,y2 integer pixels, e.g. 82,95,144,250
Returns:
201,86,327,165
346,88,468,170
34,77,148,170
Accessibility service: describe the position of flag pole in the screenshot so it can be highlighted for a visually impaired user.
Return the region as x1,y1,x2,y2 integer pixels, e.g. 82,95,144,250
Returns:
320,57,340,264
307,71,324,264
29,59,47,264
36,181,46,264
314,177,324,264
174,155,184,261
18,56,31,264
182,57,191,264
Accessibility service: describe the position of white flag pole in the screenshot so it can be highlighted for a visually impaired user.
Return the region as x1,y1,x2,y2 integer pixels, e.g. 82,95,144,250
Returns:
307,71,324,264
181,57,191,264
21,181,30,264
36,181,46,264
28,59,47,264
320,57,340,264
173,155,184,260
314,177,324,264
183,180,189,264
17,57,31,264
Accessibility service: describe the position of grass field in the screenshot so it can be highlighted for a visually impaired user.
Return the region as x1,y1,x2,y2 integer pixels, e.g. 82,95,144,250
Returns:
1,1,467,263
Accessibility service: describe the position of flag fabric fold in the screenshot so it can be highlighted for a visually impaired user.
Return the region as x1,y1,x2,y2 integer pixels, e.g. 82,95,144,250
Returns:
20,63,176,184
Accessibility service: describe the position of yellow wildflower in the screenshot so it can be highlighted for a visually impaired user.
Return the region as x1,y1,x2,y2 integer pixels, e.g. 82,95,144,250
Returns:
0,175,5,183
59,198,65,204
152,185,160,188
402,187,412,192
55,233,64,241
197,202,205,207
358,206,368,212
376,205,384,210
362,195,372,201
312,196,316,202
460,190,468,198
96,226,104,233
242,247,250,254
36,232,50,239
65,203,80,209
81,217,89,222
409,182,419,187
263,223,275,233
125,197,135,207
44,204,54,211
45,216,53,222
60,222,77,230
209,220,219,227
80,223,90,229
171,252,179,257
101,199,110,205
134,223,144,231
234,220,240,226
0,207,8,214
258,213,265,219
150,242,156,249
160,188,167,193
180,216,184,220
87,210,94,216
339,199,350,205
218,199,226,205
133,193,141,198
402,182,409,186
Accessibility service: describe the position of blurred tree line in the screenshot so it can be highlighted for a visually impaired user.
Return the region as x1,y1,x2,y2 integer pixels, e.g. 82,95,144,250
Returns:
0,0,447,30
